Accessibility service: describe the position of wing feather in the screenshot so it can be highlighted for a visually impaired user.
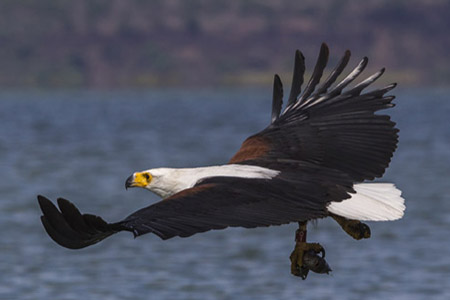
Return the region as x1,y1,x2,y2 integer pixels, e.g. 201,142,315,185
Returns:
271,74,283,123
37,162,353,247
286,50,305,108
230,45,398,182
314,49,351,96
38,196,123,249
344,68,385,96
325,57,369,98
296,43,329,104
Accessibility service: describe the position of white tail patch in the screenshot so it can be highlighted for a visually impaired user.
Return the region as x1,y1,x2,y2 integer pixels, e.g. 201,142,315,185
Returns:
327,183,405,221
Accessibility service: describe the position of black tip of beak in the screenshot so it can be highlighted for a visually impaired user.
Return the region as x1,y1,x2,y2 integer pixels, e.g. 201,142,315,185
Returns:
125,175,134,190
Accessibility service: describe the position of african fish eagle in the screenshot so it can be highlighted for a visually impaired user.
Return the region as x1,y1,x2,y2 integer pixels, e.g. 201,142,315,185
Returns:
38,43,405,279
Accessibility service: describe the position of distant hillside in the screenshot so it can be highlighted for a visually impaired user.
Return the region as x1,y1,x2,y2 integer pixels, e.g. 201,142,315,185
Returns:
0,0,448,88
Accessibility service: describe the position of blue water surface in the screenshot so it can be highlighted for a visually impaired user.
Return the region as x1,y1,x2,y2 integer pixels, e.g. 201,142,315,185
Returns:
0,88,449,300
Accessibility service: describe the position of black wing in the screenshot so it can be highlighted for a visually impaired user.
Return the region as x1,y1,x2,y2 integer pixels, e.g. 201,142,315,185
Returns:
38,161,353,249
230,43,398,182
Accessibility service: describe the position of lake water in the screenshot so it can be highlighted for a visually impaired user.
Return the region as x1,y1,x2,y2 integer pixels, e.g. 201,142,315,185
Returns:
0,88,449,300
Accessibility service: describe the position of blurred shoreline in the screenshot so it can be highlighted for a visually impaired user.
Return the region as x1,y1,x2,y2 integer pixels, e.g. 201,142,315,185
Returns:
1,0,448,88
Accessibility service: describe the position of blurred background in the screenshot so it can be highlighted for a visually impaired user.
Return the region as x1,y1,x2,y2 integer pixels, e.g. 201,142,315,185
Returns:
1,1,449,300
0,0,449,88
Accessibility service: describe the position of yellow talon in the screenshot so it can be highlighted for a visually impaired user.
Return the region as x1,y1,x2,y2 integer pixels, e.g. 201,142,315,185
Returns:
290,242,330,279
290,222,331,279
331,214,371,240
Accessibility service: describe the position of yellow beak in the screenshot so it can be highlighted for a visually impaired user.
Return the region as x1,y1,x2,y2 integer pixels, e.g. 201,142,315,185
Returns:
125,172,152,189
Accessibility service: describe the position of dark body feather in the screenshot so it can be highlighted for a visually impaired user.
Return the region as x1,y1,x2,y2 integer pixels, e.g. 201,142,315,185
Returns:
38,43,398,249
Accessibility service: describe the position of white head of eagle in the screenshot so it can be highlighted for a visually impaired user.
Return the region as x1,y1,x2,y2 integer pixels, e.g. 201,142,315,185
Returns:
125,165,281,198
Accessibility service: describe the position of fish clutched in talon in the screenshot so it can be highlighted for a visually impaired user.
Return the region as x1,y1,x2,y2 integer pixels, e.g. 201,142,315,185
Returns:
303,250,332,276
290,243,331,279
290,222,331,279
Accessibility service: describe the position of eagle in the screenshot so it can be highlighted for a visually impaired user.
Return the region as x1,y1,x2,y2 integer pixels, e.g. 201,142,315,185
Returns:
38,43,405,280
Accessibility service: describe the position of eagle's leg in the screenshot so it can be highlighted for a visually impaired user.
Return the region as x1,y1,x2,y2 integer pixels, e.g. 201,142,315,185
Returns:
289,221,331,279
331,214,371,240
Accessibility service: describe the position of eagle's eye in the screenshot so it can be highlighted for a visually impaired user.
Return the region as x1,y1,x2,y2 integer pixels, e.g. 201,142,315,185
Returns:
144,173,150,180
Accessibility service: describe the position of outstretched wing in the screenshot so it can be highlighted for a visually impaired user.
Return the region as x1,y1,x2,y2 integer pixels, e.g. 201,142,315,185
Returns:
38,44,399,250
230,43,398,182
38,161,353,249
